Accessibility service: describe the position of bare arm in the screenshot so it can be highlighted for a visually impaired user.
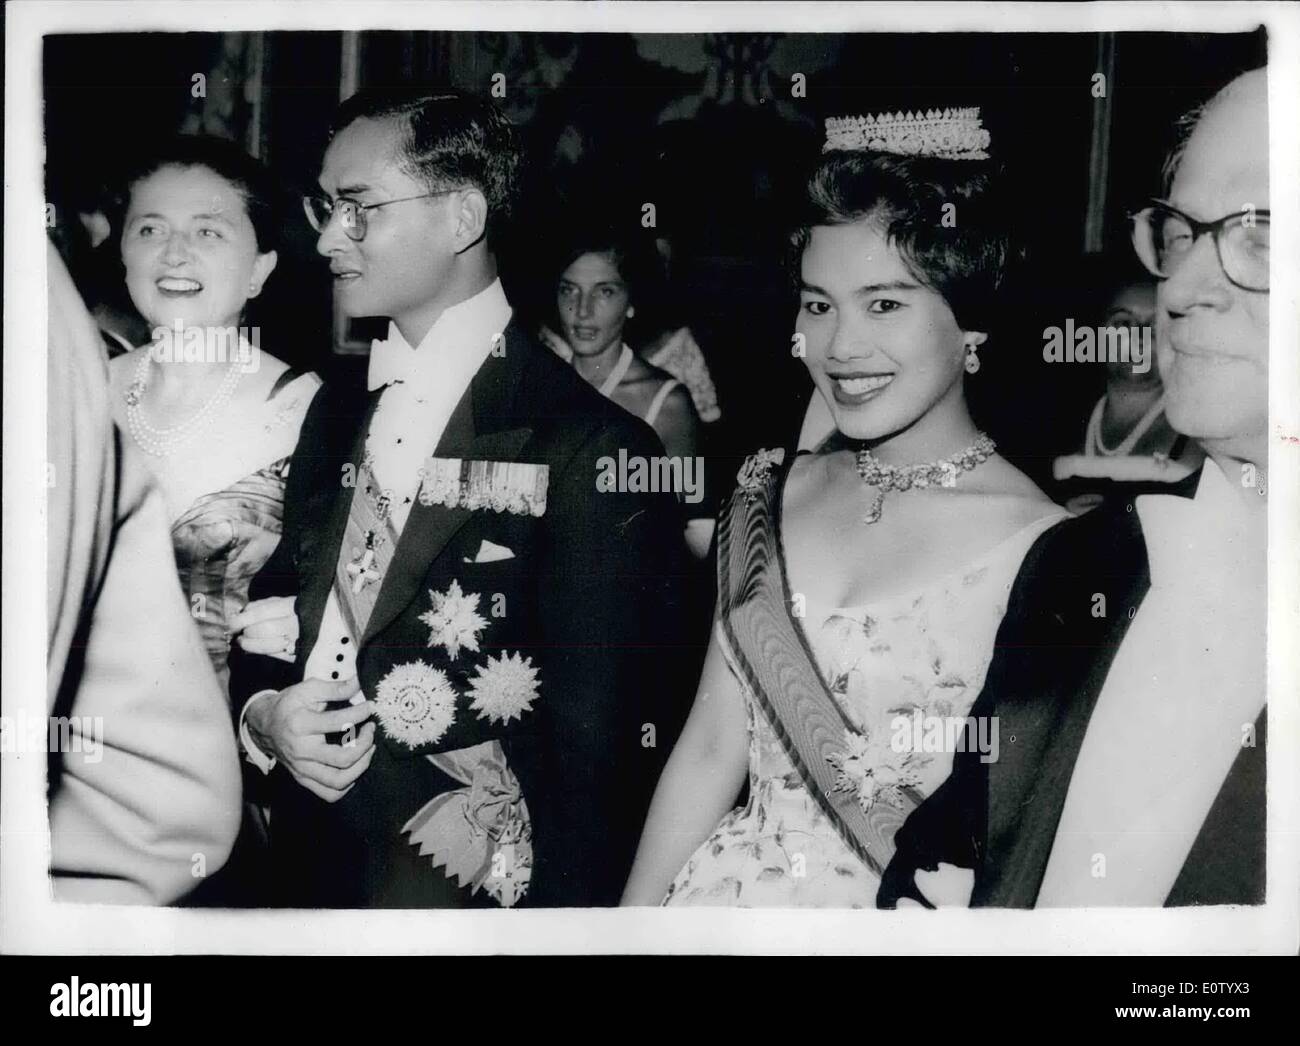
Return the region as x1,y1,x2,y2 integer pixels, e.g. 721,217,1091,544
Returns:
651,384,699,462
654,385,715,560
620,621,750,905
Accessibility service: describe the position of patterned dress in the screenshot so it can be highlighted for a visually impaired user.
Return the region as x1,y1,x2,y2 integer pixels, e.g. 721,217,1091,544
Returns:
663,450,1064,907
112,357,321,699
170,372,321,696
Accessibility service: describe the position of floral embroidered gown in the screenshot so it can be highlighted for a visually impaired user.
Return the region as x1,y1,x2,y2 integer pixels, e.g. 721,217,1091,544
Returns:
170,372,321,697
663,449,1065,907
110,349,321,699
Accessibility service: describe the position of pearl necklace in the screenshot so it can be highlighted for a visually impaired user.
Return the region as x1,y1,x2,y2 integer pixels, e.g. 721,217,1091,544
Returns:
855,432,996,524
123,349,245,457
1085,393,1166,458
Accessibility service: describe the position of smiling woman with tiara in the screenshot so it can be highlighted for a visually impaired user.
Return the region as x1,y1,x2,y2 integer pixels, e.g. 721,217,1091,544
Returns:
621,108,1068,907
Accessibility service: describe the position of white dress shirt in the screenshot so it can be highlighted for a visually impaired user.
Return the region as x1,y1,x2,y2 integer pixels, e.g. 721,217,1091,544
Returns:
1037,458,1266,905
240,280,513,770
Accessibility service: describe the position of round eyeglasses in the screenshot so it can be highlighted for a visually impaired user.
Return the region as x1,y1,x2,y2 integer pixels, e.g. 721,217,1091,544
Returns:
1130,199,1269,292
302,189,456,242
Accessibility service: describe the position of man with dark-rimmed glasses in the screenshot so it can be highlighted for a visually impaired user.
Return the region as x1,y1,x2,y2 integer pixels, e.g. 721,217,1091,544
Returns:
1131,199,1269,295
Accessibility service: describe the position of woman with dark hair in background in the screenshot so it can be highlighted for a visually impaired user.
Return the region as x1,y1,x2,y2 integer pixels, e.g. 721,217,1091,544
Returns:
622,109,1067,907
1052,268,1204,514
107,136,321,696
541,222,719,558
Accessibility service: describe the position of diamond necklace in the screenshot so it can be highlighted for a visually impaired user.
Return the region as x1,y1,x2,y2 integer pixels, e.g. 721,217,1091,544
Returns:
123,350,245,457
855,432,996,524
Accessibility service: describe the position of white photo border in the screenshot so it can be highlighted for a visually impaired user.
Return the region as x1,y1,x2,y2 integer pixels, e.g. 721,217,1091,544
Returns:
4,0,1298,955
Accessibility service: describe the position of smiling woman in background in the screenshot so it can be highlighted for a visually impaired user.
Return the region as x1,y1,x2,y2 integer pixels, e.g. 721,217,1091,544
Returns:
108,136,321,697
1052,270,1205,513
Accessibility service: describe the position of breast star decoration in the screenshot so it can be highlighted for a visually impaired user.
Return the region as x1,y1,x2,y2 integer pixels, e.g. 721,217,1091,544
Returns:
467,651,541,725
374,662,459,748
827,726,924,812
419,579,489,659
374,581,542,748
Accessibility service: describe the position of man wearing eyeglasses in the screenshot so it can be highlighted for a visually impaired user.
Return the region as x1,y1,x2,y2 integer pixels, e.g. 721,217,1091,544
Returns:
879,67,1269,909
226,89,689,908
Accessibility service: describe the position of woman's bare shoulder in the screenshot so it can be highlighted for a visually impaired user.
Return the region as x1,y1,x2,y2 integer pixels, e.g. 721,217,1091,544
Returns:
235,350,291,403
982,452,1055,514
655,380,698,422
623,353,672,387
615,357,675,408
969,454,1063,524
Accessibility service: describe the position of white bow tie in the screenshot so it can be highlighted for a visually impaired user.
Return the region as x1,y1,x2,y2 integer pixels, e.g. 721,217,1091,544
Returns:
367,335,419,392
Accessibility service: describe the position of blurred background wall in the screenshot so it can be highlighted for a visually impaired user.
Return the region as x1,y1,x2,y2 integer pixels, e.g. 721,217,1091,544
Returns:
43,27,1267,485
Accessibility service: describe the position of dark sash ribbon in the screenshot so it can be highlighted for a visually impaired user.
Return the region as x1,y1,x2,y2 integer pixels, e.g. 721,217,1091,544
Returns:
716,456,923,876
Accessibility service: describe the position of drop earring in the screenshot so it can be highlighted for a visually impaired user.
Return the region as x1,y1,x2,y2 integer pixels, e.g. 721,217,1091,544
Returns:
964,340,981,374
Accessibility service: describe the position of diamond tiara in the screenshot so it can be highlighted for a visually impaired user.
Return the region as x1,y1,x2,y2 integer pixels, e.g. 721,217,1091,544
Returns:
823,107,991,160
